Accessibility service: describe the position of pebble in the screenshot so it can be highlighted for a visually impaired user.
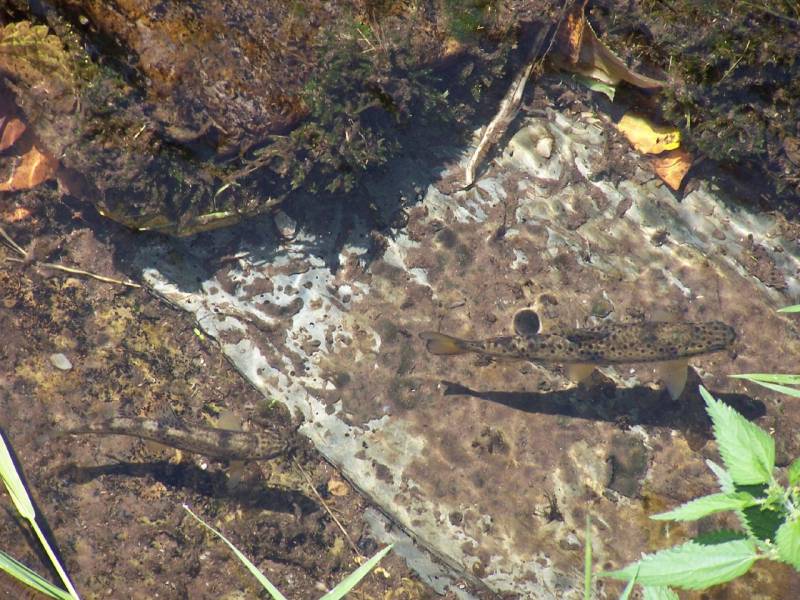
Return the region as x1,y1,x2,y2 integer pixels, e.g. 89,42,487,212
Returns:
273,210,297,238
535,136,554,158
49,353,73,371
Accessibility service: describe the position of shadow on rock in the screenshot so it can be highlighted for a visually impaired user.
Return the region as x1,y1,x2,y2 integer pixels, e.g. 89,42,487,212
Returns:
58,460,316,514
441,368,765,448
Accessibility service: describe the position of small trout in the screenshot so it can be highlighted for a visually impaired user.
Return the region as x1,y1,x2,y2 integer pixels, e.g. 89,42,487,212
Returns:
63,417,286,461
419,319,735,365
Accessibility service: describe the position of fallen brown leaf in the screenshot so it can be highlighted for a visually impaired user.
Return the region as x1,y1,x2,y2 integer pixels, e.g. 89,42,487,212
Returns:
3,206,32,222
327,477,349,497
0,144,58,191
0,117,26,152
651,148,693,190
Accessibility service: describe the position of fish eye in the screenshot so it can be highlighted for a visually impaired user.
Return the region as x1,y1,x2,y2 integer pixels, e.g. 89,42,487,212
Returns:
513,309,541,337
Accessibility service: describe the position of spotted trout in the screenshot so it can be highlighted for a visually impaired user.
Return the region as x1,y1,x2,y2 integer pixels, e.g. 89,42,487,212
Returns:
420,311,736,398
63,417,285,461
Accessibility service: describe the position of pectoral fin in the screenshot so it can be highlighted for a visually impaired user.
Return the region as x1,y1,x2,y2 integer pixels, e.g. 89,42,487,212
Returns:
419,332,469,355
657,358,689,399
565,363,595,384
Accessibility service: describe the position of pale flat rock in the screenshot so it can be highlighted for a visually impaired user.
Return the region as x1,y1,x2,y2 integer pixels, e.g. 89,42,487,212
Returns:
135,107,800,598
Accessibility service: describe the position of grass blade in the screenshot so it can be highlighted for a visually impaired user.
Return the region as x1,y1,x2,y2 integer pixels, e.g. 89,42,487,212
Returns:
319,544,393,600
777,305,800,313
731,373,800,385
183,504,288,600
0,434,35,520
0,433,80,599
0,551,72,600
731,375,800,398
584,515,592,600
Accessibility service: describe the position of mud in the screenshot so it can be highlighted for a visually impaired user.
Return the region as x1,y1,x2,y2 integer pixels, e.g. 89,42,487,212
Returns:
0,202,442,599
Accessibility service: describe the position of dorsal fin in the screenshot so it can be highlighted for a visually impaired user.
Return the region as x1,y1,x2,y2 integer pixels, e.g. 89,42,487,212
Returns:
513,308,541,337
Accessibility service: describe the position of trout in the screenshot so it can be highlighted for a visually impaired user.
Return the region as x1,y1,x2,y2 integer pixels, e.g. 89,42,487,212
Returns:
420,310,735,398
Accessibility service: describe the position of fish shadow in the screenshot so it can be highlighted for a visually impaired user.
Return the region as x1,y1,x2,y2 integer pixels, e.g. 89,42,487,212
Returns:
58,460,317,515
441,369,764,447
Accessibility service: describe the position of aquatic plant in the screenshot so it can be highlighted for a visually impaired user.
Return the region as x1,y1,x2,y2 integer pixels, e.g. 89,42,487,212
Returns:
183,504,392,599
599,385,800,595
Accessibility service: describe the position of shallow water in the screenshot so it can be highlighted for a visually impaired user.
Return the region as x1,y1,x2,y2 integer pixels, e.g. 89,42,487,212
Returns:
138,104,800,597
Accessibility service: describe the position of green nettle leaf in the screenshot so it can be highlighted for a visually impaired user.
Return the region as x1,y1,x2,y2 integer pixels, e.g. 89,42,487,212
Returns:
618,566,637,600
789,458,800,487
700,387,775,485
601,539,760,590
651,492,758,522
738,502,784,543
706,459,734,493
642,586,680,600
693,530,748,545
776,518,800,570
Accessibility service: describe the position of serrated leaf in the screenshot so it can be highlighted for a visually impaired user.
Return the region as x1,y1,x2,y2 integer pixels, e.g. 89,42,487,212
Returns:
789,458,800,487
701,386,775,485
642,586,680,600
736,486,783,543
776,518,800,570
693,530,748,545
618,564,638,600
652,492,758,521
706,459,735,493
600,539,760,590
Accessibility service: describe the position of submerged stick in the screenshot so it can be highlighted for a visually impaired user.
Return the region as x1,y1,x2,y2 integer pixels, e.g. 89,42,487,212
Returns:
464,18,560,187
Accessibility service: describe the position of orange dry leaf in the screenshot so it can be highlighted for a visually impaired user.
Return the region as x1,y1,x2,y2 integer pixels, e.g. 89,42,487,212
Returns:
651,148,693,190
3,206,32,222
0,145,58,191
0,117,26,151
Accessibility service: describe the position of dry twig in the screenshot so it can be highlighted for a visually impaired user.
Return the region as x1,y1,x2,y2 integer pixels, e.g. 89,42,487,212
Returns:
0,224,141,288
464,8,567,188
292,458,364,560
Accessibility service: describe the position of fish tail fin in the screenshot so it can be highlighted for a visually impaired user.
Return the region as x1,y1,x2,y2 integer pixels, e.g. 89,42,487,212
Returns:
419,331,471,355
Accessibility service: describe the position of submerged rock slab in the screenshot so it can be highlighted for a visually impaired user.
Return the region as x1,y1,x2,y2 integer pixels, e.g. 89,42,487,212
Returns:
136,108,800,597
